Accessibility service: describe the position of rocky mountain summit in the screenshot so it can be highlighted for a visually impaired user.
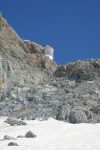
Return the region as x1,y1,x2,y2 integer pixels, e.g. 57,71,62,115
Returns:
0,15,100,123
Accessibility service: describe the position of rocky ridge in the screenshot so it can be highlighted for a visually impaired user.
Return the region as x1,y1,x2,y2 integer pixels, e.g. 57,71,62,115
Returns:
0,15,100,123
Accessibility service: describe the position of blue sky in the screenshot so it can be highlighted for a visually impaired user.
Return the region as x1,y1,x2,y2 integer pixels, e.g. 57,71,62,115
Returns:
0,0,100,64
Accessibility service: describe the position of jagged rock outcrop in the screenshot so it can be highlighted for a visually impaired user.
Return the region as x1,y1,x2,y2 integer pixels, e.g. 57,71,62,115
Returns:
0,15,56,88
0,15,100,123
54,60,100,82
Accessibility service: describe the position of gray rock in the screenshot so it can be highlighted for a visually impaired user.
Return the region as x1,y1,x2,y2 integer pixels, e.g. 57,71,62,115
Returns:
25,131,37,138
56,104,70,121
54,65,66,77
4,117,27,126
4,135,16,140
17,135,25,138
8,142,19,146
92,105,100,114
70,111,87,123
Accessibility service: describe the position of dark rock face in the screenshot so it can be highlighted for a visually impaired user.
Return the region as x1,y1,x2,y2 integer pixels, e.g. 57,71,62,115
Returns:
56,104,71,121
54,65,66,77
70,111,87,123
92,105,100,114
0,16,100,123
25,131,37,138
54,60,100,82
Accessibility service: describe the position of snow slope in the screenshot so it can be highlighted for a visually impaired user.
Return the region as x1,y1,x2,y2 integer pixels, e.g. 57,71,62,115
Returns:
0,117,100,150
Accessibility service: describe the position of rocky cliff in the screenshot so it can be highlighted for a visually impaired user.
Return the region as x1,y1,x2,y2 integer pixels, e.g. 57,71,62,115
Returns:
0,15,100,123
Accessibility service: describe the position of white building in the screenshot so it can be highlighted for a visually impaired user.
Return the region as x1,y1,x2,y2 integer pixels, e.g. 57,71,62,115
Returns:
44,45,54,60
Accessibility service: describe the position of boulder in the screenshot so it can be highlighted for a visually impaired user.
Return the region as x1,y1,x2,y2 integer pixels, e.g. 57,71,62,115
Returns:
8,142,19,146
4,135,16,140
4,117,27,126
25,131,37,138
17,135,25,138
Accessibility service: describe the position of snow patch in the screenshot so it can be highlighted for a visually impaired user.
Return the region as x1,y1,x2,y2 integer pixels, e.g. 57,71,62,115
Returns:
0,117,100,150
